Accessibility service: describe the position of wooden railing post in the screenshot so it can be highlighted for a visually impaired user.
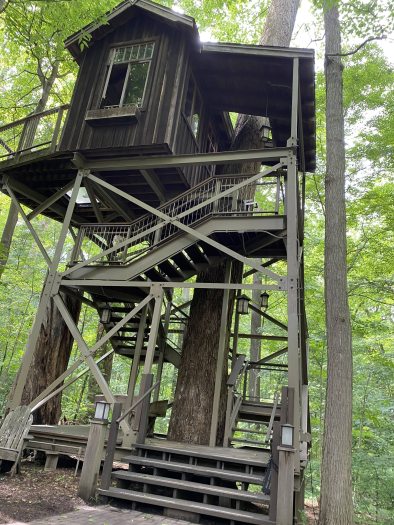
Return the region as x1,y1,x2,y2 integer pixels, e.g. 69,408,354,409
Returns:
50,107,64,152
136,373,154,444
100,402,122,491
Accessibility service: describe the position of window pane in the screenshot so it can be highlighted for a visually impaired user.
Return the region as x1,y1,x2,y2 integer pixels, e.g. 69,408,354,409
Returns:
146,43,154,59
131,45,139,59
138,44,147,60
101,64,128,108
123,62,150,106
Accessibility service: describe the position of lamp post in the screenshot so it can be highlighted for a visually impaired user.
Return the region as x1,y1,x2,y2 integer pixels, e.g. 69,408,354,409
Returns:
78,400,111,501
276,422,296,525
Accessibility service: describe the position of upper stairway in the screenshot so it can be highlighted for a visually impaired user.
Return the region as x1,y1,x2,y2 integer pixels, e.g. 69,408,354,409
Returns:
64,170,287,294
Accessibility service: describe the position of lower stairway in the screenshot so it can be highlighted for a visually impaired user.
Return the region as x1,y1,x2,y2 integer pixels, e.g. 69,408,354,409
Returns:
232,399,280,449
98,439,274,524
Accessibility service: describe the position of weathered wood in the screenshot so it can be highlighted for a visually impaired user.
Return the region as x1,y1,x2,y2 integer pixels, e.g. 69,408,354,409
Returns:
0,405,32,474
101,402,122,491
78,419,108,501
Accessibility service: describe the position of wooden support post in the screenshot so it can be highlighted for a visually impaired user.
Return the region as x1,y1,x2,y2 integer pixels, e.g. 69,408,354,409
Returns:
101,403,122,491
78,417,108,501
269,421,281,522
153,299,171,403
7,171,84,411
276,446,295,525
44,452,59,471
209,261,232,447
136,373,154,444
124,305,148,411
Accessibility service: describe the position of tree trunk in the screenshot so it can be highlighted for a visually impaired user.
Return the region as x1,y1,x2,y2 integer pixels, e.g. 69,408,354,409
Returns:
0,201,18,279
20,291,82,424
168,0,300,445
168,261,242,445
319,3,353,525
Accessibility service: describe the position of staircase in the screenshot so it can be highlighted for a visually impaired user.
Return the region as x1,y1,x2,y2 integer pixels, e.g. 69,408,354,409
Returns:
231,398,280,449
99,440,274,524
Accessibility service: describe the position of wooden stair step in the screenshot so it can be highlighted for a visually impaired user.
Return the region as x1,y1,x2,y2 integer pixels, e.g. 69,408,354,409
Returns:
112,471,270,503
232,438,269,447
98,487,274,524
121,456,265,484
133,443,269,468
234,429,267,435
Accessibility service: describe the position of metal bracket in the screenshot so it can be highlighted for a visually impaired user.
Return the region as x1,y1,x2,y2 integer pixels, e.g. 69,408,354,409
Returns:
150,282,164,299
278,277,288,291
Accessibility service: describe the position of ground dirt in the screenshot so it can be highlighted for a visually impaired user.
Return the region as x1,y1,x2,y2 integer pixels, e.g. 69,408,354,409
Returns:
0,461,319,524
0,461,83,524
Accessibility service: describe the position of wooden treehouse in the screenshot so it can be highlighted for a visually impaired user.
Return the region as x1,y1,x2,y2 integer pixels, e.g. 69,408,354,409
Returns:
0,1,315,524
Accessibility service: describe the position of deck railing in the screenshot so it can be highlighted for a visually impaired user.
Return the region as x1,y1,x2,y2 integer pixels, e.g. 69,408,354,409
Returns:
71,170,285,266
0,104,70,160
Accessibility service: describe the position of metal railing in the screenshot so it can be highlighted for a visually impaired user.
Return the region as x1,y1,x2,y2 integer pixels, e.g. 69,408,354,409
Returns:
71,170,285,266
0,105,69,160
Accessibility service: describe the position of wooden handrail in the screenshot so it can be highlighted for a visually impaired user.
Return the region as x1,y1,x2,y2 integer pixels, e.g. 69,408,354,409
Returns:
0,105,70,133
117,380,160,424
227,354,246,387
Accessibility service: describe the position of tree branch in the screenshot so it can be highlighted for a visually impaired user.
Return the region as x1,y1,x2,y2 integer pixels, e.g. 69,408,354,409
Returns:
326,35,386,57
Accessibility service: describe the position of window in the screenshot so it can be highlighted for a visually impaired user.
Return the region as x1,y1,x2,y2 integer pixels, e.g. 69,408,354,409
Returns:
206,125,218,175
101,42,154,109
184,75,202,138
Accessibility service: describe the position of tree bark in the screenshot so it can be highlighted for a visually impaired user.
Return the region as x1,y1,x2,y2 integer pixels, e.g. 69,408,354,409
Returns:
168,261,242,445
20,291,82,424
168,0,300,445
319,3,353,525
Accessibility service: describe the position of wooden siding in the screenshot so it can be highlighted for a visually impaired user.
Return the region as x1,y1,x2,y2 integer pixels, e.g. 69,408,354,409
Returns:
60,14,184,154
60,12,232,189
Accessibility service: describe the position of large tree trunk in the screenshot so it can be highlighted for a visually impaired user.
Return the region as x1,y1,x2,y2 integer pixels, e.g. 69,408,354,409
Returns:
21,291,82,424
168,0,300,444
168,261,242,445
319,3,353,525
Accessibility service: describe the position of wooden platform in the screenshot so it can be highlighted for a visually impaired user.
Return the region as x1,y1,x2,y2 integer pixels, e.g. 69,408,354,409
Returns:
27,426,270,466
28,424,126,461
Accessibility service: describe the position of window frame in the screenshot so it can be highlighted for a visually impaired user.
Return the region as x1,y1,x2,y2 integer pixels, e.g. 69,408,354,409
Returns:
101,39,156,110
183,72,203,141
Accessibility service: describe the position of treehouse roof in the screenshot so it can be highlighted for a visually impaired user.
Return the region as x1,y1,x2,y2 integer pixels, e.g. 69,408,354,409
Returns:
65,0,316,171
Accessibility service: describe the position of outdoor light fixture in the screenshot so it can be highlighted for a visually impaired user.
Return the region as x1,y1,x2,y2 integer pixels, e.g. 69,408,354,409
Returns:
100,307,111,324
94,400,110,421
260,117,272,144
236,294,250,315
281,423,294,448
260,291,269,311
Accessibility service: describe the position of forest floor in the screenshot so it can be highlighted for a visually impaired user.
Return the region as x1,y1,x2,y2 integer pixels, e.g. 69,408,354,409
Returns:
0,461,319,524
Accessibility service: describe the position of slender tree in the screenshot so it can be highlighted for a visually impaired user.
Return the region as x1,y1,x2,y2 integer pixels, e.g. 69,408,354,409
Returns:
319,2,353,524
168,0,300,445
